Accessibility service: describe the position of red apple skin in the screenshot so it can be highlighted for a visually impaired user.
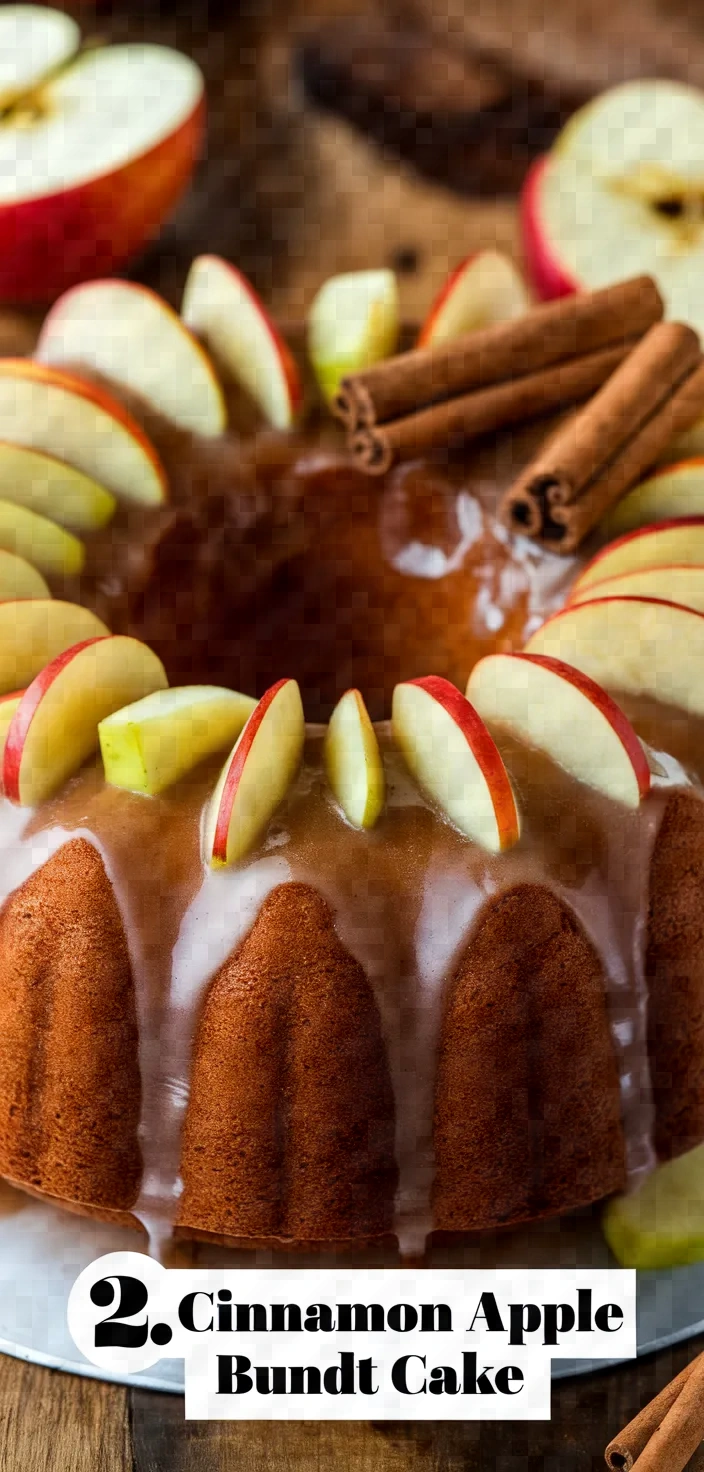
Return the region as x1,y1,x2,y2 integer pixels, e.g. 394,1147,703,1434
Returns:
520,156,579,303
211,677,291,864
507,652,651,799
3,637,108,803
0,96,205,305
532,593,704,647
416,254,478,348
194,255,304,420
408,675,520,847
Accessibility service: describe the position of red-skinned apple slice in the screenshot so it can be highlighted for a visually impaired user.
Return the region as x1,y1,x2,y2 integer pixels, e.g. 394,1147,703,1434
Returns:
417,251,531,347
525,596,704,716
467,652,650,807
520,155,578,302
391,675,520,852
602,459,704,537
0,31,205,303
0,600,108,694
0,442,115,531
0,498,84,576
569,564,704,613
182,256,303,429
37,280,227,437
324,687,385,828
571,517,704,596
0,689,24,788
0,550,49,601
0,361,167,505
204,678,305,866
4,635,168,805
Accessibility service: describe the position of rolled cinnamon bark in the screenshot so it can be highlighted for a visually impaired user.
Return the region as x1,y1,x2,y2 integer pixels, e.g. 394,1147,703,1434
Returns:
501,323,704,554
334,275,663,431
623,1352,704,1472
350,340,635,474
604,1352,704,1470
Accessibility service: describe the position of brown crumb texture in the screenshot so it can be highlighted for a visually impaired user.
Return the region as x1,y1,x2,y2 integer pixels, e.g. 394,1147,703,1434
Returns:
432,884,625,1232
0,838,142,1211
647,791,704,1160
177,882,397,1244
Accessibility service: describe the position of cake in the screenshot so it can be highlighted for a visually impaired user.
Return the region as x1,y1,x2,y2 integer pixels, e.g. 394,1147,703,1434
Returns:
0,269,703,1258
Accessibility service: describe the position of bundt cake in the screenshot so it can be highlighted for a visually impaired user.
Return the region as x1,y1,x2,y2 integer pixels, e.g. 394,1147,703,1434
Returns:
0,274,703,1259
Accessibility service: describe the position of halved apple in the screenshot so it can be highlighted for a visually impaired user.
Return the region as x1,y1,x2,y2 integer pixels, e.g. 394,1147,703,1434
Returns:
204,678,305,867
603,1143,704,1269
0,600,108,694
4,635,168,805
417,251,530,348
182,255,303,429
0,550,49,601
602,459,704,537
391,675,520,853
0,499,84,576
571,518,704,596
308,269,399,404
0,361,167,505
324,688,385,828
0,443,115,532
569,564,704,613
467,652,650,807
525,596,704,716
99,684,257,796
0,6,79,103
37,280,227,438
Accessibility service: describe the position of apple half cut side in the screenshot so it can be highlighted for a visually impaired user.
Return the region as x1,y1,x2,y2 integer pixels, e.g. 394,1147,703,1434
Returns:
525,596,704,717
0,600,108,694
569,564,704,614
37,280,227,439
0,442,115,532
602,459,704,538
4,635,168,806
603,1142,704,1269
0,550,49,601
467,652,650,808
99,685,257,796
0,6,79,103
204,678,305,867
308,269,399,403
391,675,520,853
0,362,167,506
417,251,531,348
0,40,205,303
571,517,704,596
324,688,385,829
182,256,303,430
0,498,84,577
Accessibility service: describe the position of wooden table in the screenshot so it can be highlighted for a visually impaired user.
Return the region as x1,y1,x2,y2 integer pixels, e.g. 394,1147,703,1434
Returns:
2,0,703,1465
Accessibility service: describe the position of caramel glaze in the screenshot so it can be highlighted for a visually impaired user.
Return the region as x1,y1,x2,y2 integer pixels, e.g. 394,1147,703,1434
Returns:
0,705,702,1258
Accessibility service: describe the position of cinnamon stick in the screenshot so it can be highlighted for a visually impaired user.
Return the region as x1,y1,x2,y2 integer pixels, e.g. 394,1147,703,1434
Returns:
350,340,635,475
501,323,704,554
624,1351,704,1472
334,275,663,431
605,1352,704,1470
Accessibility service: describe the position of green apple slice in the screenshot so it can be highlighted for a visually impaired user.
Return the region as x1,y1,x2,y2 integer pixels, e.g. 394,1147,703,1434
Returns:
99,685,257,796
603,1144,704,1268
308,269,399,403
0,549,49,600
324,687,385,828
0,499,84,576
0,443,115,532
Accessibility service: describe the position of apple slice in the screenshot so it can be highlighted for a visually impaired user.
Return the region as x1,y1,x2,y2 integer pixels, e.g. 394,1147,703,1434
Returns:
4,635,168,805
571,518,704,596
37,280,227,438
0,7,79,103
0,499,83,576
182,256,303,429
0,361,167,505
525,596,704,716
569,564,704,614
391,675,520,853
602,459,704,538
467,652,650,808
0,600,108,694
308,269,399,404
0,690,24,787
99,685,257,796
417,251,530,348
0,550,49,601
0,443,115,532
324,688,385,828
204,678,305,867
603,1143,704,1269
